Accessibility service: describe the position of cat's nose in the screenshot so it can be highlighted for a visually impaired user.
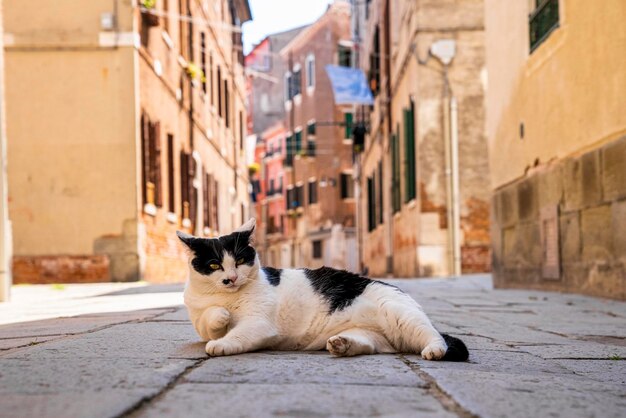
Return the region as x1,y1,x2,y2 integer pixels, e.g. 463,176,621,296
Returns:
228,274,238,283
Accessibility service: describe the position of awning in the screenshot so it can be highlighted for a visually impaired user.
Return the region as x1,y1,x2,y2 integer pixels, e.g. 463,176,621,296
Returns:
325,65,374,105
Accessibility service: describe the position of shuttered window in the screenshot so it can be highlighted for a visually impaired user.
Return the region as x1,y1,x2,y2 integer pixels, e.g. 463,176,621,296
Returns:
377,161,383,225
340,173,354,199
141,113,162,208
167,134,175,213
367,176,376,232
403,101,416,202
308,180,318,204
391,132,401,213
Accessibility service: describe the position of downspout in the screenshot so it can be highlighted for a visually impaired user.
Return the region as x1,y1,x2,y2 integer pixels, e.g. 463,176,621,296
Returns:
450,97,461,276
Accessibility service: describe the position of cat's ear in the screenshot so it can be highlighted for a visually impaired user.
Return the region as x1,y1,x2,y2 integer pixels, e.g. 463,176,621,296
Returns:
176,231,200,251
233,218,256,234
233,218,256,244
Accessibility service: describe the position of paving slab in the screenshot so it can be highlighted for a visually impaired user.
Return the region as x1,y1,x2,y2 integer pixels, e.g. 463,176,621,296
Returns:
186,352,425,387
133,383,457,418
0,335,59,351
428,368,626,418
553,359,626,384
0,309,170,339
514,341,626,359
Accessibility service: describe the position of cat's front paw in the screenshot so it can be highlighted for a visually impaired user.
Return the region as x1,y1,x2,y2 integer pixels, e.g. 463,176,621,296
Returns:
421,341,447,360
205,340,242,357
209,307,231,331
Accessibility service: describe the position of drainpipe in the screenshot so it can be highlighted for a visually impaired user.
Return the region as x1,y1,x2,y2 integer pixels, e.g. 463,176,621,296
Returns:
430,40,461,277
450,96,461,276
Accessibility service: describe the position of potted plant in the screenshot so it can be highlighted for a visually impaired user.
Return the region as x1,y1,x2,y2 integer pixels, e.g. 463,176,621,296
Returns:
141,0,160,27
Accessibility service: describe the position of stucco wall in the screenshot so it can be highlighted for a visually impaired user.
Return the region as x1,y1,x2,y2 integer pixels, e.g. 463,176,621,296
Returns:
485,0,626,189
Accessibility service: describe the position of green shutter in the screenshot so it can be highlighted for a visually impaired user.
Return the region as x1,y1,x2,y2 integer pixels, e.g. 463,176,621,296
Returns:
391,133,400,213
285,135,293,167
344,113,353,139
403,106,416,202
295,131,302,153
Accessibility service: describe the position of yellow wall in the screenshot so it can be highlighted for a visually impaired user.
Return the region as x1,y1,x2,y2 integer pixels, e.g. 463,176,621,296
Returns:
5,0,138,255
485,0,626,189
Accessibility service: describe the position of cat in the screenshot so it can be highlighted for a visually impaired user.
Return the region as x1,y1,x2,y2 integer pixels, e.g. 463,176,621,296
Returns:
177,218,468,361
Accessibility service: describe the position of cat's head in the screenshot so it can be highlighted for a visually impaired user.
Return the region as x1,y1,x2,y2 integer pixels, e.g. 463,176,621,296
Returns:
177,218,259,293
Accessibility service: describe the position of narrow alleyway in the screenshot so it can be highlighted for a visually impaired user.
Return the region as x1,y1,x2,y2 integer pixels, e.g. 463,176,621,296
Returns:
1,276,624,418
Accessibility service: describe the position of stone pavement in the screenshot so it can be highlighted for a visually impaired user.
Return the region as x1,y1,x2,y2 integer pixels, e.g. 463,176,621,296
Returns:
0,275,624,418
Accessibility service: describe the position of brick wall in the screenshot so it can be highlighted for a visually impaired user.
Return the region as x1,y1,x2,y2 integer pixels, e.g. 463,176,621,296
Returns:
492,135,626,300
13,255,110,284
141,213,189,284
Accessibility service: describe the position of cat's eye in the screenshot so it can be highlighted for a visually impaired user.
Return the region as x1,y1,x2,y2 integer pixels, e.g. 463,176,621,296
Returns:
236,258,245,265
209,263,221,270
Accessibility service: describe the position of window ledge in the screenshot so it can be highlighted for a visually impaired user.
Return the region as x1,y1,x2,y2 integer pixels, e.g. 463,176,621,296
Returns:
161,31,173,49
166,212,178,224
406,199,417,209
293,94,302,106
144,203,157,216
182,218,192,228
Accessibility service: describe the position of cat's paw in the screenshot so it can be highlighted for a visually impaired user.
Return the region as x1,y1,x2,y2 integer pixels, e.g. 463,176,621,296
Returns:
327,335,351,356
205,340,242,357
208,308,231,331
421,342,447,360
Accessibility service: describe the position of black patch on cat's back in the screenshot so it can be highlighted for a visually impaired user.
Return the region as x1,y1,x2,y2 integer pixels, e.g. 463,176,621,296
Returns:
262,267,282,286
304,266,372,313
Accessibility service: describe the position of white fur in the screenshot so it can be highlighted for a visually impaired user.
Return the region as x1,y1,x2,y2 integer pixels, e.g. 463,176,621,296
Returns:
183,245,448,359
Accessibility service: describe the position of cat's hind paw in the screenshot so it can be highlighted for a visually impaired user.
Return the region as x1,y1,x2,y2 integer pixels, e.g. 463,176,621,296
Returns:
326,335,351,357
421,342,447,360
205,340,242,357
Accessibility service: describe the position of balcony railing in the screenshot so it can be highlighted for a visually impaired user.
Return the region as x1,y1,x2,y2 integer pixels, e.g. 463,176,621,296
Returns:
529,0,559,52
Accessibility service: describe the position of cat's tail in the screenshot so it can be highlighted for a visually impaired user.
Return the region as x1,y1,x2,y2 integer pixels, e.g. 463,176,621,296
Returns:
441,334,469,362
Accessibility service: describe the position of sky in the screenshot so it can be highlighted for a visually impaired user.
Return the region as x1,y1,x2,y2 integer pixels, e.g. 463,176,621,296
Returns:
242,0,334,54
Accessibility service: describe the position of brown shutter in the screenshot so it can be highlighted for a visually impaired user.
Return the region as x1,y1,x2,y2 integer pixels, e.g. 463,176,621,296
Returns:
153,122,162,207
213,179,219,232
202,170,209,229
140,113,149,206
188,153,197,228
180,151,189,219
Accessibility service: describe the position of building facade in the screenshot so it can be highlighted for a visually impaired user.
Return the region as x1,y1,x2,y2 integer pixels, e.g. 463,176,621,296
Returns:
280,1,357,271
0,0,11,301
356,0,490,278
486,0,626,299
5,0,251,284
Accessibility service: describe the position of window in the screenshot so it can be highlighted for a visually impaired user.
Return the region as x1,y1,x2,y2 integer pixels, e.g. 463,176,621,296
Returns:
285,134,294,167
340,172,354,199
308,180,318,204
239,111,244,150
403,101,417,202
167,134,175,212
209,53,214,106
338,44,352,67
224,79,230,128
295,184,304,207
269,178,275,195
307,121,316,136
344,113,353,139
367,176,376,231
295,130,302,154
391,132,401,213
180,151,196,223
141,114,162,208
306,54,315,88
368,26,381,96
284,72,292,101
217,66,222,117
292,66,302,97
312,240,323,259
377,161,383,225
286,187,294,209
200,32,207,93
307,139,316,157
529,0,559,52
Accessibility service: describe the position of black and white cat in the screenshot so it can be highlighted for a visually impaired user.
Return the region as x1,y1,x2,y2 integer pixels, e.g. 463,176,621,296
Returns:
177,219,468,361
